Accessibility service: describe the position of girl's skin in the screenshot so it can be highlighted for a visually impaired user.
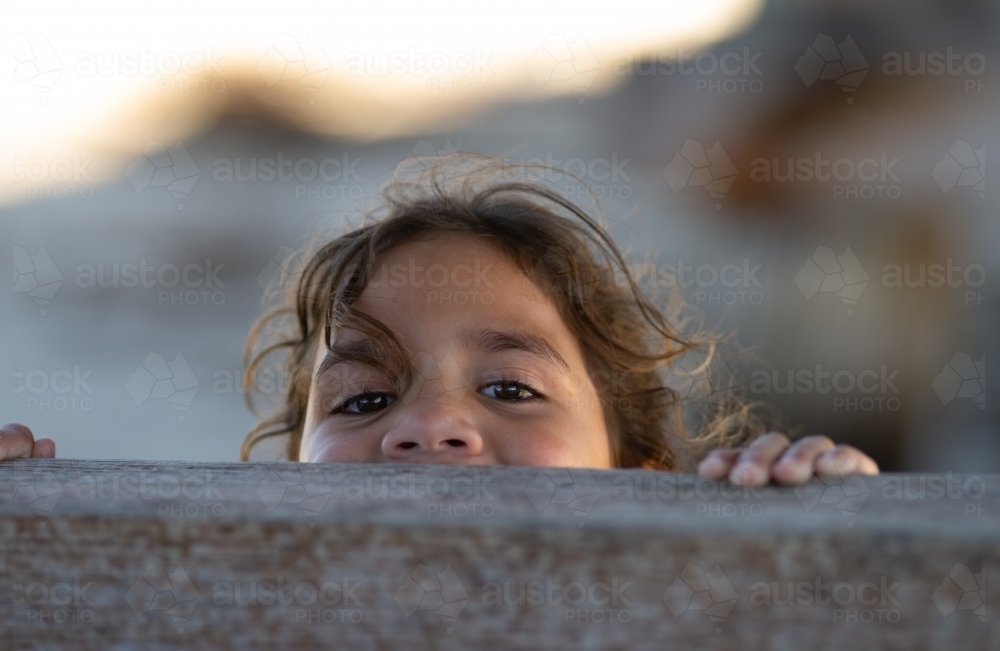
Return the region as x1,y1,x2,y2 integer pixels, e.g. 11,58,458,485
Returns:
1,234,879,486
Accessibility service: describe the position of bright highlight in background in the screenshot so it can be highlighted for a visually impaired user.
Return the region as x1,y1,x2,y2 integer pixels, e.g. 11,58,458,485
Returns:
0,0,764,204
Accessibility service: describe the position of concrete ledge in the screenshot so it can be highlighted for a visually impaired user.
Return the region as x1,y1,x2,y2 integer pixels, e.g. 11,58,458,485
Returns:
1,460,997,649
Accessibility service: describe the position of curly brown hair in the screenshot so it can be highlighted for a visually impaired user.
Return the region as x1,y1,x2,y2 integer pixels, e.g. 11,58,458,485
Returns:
241,153,760,468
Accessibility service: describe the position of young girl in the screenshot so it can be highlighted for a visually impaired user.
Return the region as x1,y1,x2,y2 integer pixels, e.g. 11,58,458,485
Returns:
1,154,878,486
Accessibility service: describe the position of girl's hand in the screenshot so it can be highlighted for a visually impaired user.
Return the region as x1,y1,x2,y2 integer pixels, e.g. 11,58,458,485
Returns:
0,424,55,460
697,432,878,487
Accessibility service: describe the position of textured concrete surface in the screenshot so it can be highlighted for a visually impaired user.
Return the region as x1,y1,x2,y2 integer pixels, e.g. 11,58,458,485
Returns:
1,460,997,649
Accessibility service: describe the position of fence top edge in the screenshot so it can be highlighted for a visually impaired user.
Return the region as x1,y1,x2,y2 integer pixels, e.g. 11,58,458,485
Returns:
1,460,997,540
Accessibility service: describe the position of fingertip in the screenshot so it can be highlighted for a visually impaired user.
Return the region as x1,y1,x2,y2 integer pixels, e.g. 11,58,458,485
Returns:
760,431,791,447
729,463,768,487
32,438,56,459
857,456,880,475
771,458,810,485
815,448,859,476
775,445,819,477
0,423,34,460
2,422,32,436
698,450,738,479
697,457,726,479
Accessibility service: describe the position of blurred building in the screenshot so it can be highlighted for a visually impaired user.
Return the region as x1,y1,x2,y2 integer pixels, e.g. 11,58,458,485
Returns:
2,0,997,470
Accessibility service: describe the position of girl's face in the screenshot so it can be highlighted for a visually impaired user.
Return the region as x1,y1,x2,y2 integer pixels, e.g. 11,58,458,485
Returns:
299,234,613,468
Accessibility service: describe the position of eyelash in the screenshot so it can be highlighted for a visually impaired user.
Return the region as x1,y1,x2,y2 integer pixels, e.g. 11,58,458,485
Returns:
329,387,395,416
328,377,544,416
479,377,544,402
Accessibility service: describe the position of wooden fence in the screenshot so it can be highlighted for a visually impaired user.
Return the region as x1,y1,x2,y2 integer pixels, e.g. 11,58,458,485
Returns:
1,460,996,649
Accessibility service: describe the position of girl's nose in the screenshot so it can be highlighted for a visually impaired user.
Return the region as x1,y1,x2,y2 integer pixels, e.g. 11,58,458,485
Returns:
380,400,484,462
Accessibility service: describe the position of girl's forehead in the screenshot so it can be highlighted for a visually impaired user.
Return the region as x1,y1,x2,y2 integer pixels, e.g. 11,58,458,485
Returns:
364,234,538,296
316,234,588,366
372,232,507,265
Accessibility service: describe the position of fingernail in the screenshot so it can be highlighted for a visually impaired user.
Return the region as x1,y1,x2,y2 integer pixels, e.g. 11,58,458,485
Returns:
731,463,762,486
700,458,722,473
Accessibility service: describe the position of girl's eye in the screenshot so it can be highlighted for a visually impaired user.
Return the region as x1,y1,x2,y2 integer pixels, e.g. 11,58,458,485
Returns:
333,391,396,415
481,380,540,401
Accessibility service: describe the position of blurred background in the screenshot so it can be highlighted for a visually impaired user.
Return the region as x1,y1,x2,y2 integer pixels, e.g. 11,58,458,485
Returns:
1,0,996,470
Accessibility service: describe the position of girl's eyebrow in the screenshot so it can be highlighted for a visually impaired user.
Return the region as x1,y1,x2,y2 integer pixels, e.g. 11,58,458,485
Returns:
316,338,386,379
315,328,570,379
459,328,570,372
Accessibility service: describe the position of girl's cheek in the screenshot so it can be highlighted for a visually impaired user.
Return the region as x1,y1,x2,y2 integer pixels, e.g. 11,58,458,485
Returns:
301,429,372,463
510,435,590,467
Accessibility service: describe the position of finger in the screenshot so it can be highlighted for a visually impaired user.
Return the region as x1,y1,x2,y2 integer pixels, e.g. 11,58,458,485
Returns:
0,423,35,460
771,435,835,485
729,432,790,487
815,445,880,477
698,449,741,480
31,437,56,459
